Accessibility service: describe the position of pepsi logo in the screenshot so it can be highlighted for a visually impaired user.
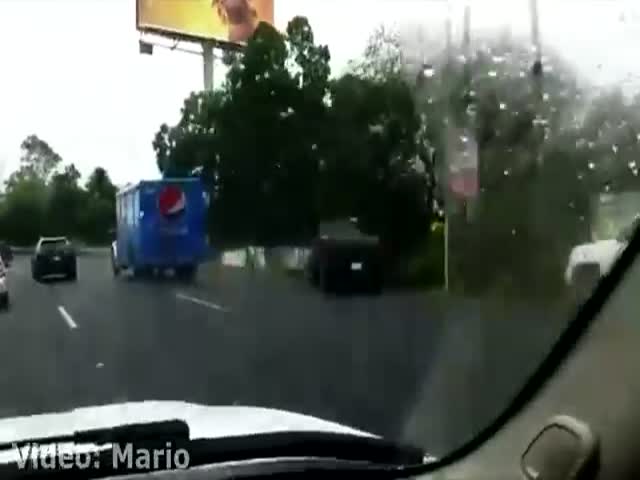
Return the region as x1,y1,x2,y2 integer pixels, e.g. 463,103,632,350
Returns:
158,185,186,218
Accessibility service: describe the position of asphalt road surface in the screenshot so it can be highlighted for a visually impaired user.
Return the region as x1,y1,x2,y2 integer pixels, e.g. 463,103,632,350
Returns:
0,255,571,456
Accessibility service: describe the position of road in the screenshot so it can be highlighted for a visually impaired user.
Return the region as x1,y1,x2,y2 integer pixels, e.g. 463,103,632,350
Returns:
0,254,571,457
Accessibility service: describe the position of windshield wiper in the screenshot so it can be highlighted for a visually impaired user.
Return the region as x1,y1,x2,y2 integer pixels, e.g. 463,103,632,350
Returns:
0,419,189,450
186,431,426,466
0,428,426,479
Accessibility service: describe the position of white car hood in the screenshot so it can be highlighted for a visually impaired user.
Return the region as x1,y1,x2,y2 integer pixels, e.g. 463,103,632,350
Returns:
0,401,377,446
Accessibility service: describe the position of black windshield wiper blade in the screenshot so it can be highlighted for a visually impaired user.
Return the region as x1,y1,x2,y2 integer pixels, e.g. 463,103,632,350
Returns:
186,430,426,467
0,430,426,480
0,419,189,450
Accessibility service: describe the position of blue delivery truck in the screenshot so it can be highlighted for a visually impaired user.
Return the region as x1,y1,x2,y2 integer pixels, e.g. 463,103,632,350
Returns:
110,178,208,279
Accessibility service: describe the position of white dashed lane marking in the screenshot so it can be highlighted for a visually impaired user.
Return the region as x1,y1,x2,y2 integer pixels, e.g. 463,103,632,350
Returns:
57,306,78,329
175,292,230,313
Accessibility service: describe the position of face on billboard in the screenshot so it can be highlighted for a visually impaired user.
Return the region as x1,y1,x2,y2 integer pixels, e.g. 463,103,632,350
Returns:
137,0,274,44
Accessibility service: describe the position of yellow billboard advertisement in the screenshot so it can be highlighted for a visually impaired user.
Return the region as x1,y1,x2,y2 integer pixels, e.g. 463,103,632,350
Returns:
137,0,275,44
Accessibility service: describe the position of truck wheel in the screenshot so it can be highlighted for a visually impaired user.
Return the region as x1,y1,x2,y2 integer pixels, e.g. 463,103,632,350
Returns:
0,293,9,309
111,252,120,276
177,266,197,282
319,262,332,294
132,267,149,279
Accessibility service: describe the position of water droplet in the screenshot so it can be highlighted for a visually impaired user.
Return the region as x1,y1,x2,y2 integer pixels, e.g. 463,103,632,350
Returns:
499,102,507,110
633,168,639,176
519,71,526,78
588,162,596,170
488,70,498,78
503,169,510,176
577,172,584,180
636,133,640,142
604,184,611,192
423,65,435,78
612,144,618,154
569,201,575,209
460,135,469,143
492,55,505,64
588,141,595,149
542,93,550,102
629,160,637,169
579,215,585,222
532,116,549,126
96,362,104,369
511,228,516,235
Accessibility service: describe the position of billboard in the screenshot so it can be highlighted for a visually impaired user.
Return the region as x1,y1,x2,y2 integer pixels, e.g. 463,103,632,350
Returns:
136,0,275,45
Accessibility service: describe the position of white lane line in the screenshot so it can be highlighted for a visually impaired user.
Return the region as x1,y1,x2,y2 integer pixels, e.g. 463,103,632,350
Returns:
175,293,230,313
57,306,78,330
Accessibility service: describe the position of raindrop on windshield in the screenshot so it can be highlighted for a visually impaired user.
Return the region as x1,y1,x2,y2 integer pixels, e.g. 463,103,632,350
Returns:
492,55,505,64
612,144,619,154
532,116,549,126
423,64,435,78
503,169,510,176
588,162,596,170
629,160,637,169
488,70,498,78
499,102,507,110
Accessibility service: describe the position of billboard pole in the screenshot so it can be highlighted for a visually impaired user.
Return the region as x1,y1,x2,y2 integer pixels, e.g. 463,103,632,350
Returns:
203,41,215,91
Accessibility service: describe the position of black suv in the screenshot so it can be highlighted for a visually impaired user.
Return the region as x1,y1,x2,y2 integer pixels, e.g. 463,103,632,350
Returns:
31,237,77,281
305,220,383,294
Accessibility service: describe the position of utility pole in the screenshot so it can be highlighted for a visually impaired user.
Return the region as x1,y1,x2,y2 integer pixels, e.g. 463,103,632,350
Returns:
443,4,453,292
530,0,543,166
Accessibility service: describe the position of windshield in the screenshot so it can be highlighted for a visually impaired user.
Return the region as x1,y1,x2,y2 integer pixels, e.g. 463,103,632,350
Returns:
39,239,69,251
0,0,637,465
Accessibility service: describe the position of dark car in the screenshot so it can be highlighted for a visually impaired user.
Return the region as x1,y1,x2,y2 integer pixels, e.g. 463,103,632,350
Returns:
0,242,13,267
305,220,383,294
31,237,77,281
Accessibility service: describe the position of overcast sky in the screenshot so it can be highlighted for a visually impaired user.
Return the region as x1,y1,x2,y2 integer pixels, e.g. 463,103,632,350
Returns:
0,0,638,186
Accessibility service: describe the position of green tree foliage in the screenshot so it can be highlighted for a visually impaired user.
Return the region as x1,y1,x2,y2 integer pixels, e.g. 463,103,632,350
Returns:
0,137,118,246
153,17,432,259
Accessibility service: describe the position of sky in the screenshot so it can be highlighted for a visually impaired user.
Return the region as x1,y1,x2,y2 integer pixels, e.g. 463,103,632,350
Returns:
0,0,639,186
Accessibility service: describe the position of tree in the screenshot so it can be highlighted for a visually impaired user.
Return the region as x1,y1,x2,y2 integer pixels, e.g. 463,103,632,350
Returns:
18,135,62,183
154,17,332,248
81,167,117,243
325,74,432,257
85,167,117,201
46,163,84,237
